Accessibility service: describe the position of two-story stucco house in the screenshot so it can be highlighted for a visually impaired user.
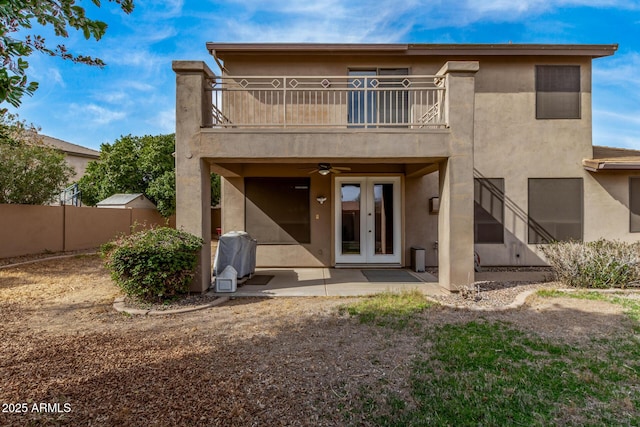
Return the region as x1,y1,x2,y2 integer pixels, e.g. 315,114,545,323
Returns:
174,43,640,293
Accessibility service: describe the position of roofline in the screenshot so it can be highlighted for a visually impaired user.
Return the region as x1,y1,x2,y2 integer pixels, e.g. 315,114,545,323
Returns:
59,150,100,159
41,135,101,159
208,43,618,59
583,158,640,172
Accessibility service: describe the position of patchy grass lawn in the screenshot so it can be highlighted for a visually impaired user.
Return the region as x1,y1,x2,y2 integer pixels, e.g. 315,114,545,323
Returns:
342,290,640,426
1,255,639,426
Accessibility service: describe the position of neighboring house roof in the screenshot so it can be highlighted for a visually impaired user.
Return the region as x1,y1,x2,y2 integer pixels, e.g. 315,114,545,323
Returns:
583,146,640,172
97,193,156,208
41,135,100,159
208,43,618,60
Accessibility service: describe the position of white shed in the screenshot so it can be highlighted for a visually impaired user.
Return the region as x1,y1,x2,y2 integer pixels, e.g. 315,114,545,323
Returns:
96,193,156,209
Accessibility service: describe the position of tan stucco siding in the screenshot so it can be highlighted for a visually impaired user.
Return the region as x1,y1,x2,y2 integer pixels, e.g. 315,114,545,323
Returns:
584,172,640,242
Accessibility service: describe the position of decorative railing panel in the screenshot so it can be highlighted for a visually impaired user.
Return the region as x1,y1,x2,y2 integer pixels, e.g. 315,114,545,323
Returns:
208,75,447,129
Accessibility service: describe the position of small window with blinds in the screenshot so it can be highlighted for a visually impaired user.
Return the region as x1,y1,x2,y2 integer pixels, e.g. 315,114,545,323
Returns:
245,177,310,244
528,178,583,244
474,178,504,244
536,65,581,119
630,177,640,232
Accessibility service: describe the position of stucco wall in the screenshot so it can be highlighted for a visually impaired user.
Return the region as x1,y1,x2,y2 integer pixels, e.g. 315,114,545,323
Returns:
0,204,64,257
65,154,95,180
404,174,440,266
0,205,171,259
584,172,640,242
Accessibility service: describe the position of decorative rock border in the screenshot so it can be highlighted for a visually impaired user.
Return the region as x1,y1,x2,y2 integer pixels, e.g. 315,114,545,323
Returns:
113,295,230,315
429,287,640,312
426,289,539,312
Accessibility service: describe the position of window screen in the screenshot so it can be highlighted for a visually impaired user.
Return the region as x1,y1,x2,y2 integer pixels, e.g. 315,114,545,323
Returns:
245,177,310,244
528,178,583,243
536,65,580,119
630,177,640,232
474,178,504,244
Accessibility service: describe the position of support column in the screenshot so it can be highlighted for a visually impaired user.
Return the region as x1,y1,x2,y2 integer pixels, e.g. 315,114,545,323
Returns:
437,61,479,291
221,177,245,234
173,61,215,292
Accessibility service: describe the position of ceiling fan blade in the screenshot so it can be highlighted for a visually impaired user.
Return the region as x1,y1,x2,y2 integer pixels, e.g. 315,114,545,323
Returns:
330,168,342,174
307,169,319,174
332,166,351,171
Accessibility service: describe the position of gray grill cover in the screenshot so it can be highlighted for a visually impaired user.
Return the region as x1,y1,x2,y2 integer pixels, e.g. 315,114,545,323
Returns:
213,231,257,278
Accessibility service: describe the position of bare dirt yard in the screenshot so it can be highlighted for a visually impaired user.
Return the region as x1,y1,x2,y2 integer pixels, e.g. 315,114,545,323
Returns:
0,254,637,426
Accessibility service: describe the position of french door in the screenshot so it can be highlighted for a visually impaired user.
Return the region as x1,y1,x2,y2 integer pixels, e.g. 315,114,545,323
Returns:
335,176,401,264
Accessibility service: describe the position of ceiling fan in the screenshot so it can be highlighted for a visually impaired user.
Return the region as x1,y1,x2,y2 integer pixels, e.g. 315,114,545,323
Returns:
308,163,351,176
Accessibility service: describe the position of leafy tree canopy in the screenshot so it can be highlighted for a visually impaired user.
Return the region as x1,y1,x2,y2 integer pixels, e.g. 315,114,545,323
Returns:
79,134,220,218
0,111,75,204
0,0,134,107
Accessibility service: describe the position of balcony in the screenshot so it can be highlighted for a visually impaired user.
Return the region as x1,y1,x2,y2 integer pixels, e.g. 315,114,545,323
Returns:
208,75,447,129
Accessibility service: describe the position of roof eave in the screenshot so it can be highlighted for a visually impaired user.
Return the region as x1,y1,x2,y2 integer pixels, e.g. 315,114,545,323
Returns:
583,159,640,172
208,43,618,60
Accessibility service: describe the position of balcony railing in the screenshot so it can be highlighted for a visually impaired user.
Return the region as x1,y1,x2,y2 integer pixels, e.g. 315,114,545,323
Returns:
207,75,447,129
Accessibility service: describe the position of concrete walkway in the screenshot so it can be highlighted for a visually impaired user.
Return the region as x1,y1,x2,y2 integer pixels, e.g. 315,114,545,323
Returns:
210,268,448,297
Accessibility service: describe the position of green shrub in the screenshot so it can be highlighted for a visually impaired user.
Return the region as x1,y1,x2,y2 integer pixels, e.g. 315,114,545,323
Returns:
101,227,203,302
540,239,640,288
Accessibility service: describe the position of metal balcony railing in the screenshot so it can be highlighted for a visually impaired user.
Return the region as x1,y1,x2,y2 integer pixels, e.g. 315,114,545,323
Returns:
207,75,447,129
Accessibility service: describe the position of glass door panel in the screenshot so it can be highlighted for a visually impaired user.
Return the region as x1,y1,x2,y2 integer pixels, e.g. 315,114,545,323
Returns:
374,183,394,255
341,184,361,255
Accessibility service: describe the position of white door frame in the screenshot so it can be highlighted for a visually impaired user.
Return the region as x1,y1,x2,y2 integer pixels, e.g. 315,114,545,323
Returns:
334,176,401,264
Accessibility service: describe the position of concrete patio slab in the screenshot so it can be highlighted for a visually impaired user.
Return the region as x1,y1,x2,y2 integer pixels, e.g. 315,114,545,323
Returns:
210,268,448,297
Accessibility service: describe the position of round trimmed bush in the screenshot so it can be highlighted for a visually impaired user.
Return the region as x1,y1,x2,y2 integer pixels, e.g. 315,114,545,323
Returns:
101,227,203,302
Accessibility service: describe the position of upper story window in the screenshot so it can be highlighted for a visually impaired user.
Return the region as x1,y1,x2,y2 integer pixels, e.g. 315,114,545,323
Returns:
348,68,409,127
535,65,581,119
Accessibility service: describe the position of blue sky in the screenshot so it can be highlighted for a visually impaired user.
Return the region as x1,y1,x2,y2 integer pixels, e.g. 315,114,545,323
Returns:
7,0,640,151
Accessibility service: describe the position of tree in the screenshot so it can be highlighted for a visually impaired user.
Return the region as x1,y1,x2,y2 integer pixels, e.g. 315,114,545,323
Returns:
0,0,134,107
0,112,74,204
78,133,221,217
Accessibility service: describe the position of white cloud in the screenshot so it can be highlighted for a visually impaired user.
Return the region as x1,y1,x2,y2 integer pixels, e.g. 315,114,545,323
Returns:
150,109,176,134
209,0,640,43
95,91,128,104
136,0,185,19
124,81,157,92
205,0,423,43
106,49,161,68
593,52,640,89
594,109,640,126
70,103,126,125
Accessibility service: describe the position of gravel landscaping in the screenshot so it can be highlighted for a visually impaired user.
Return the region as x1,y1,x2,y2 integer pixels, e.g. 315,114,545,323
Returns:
1,254,638,426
